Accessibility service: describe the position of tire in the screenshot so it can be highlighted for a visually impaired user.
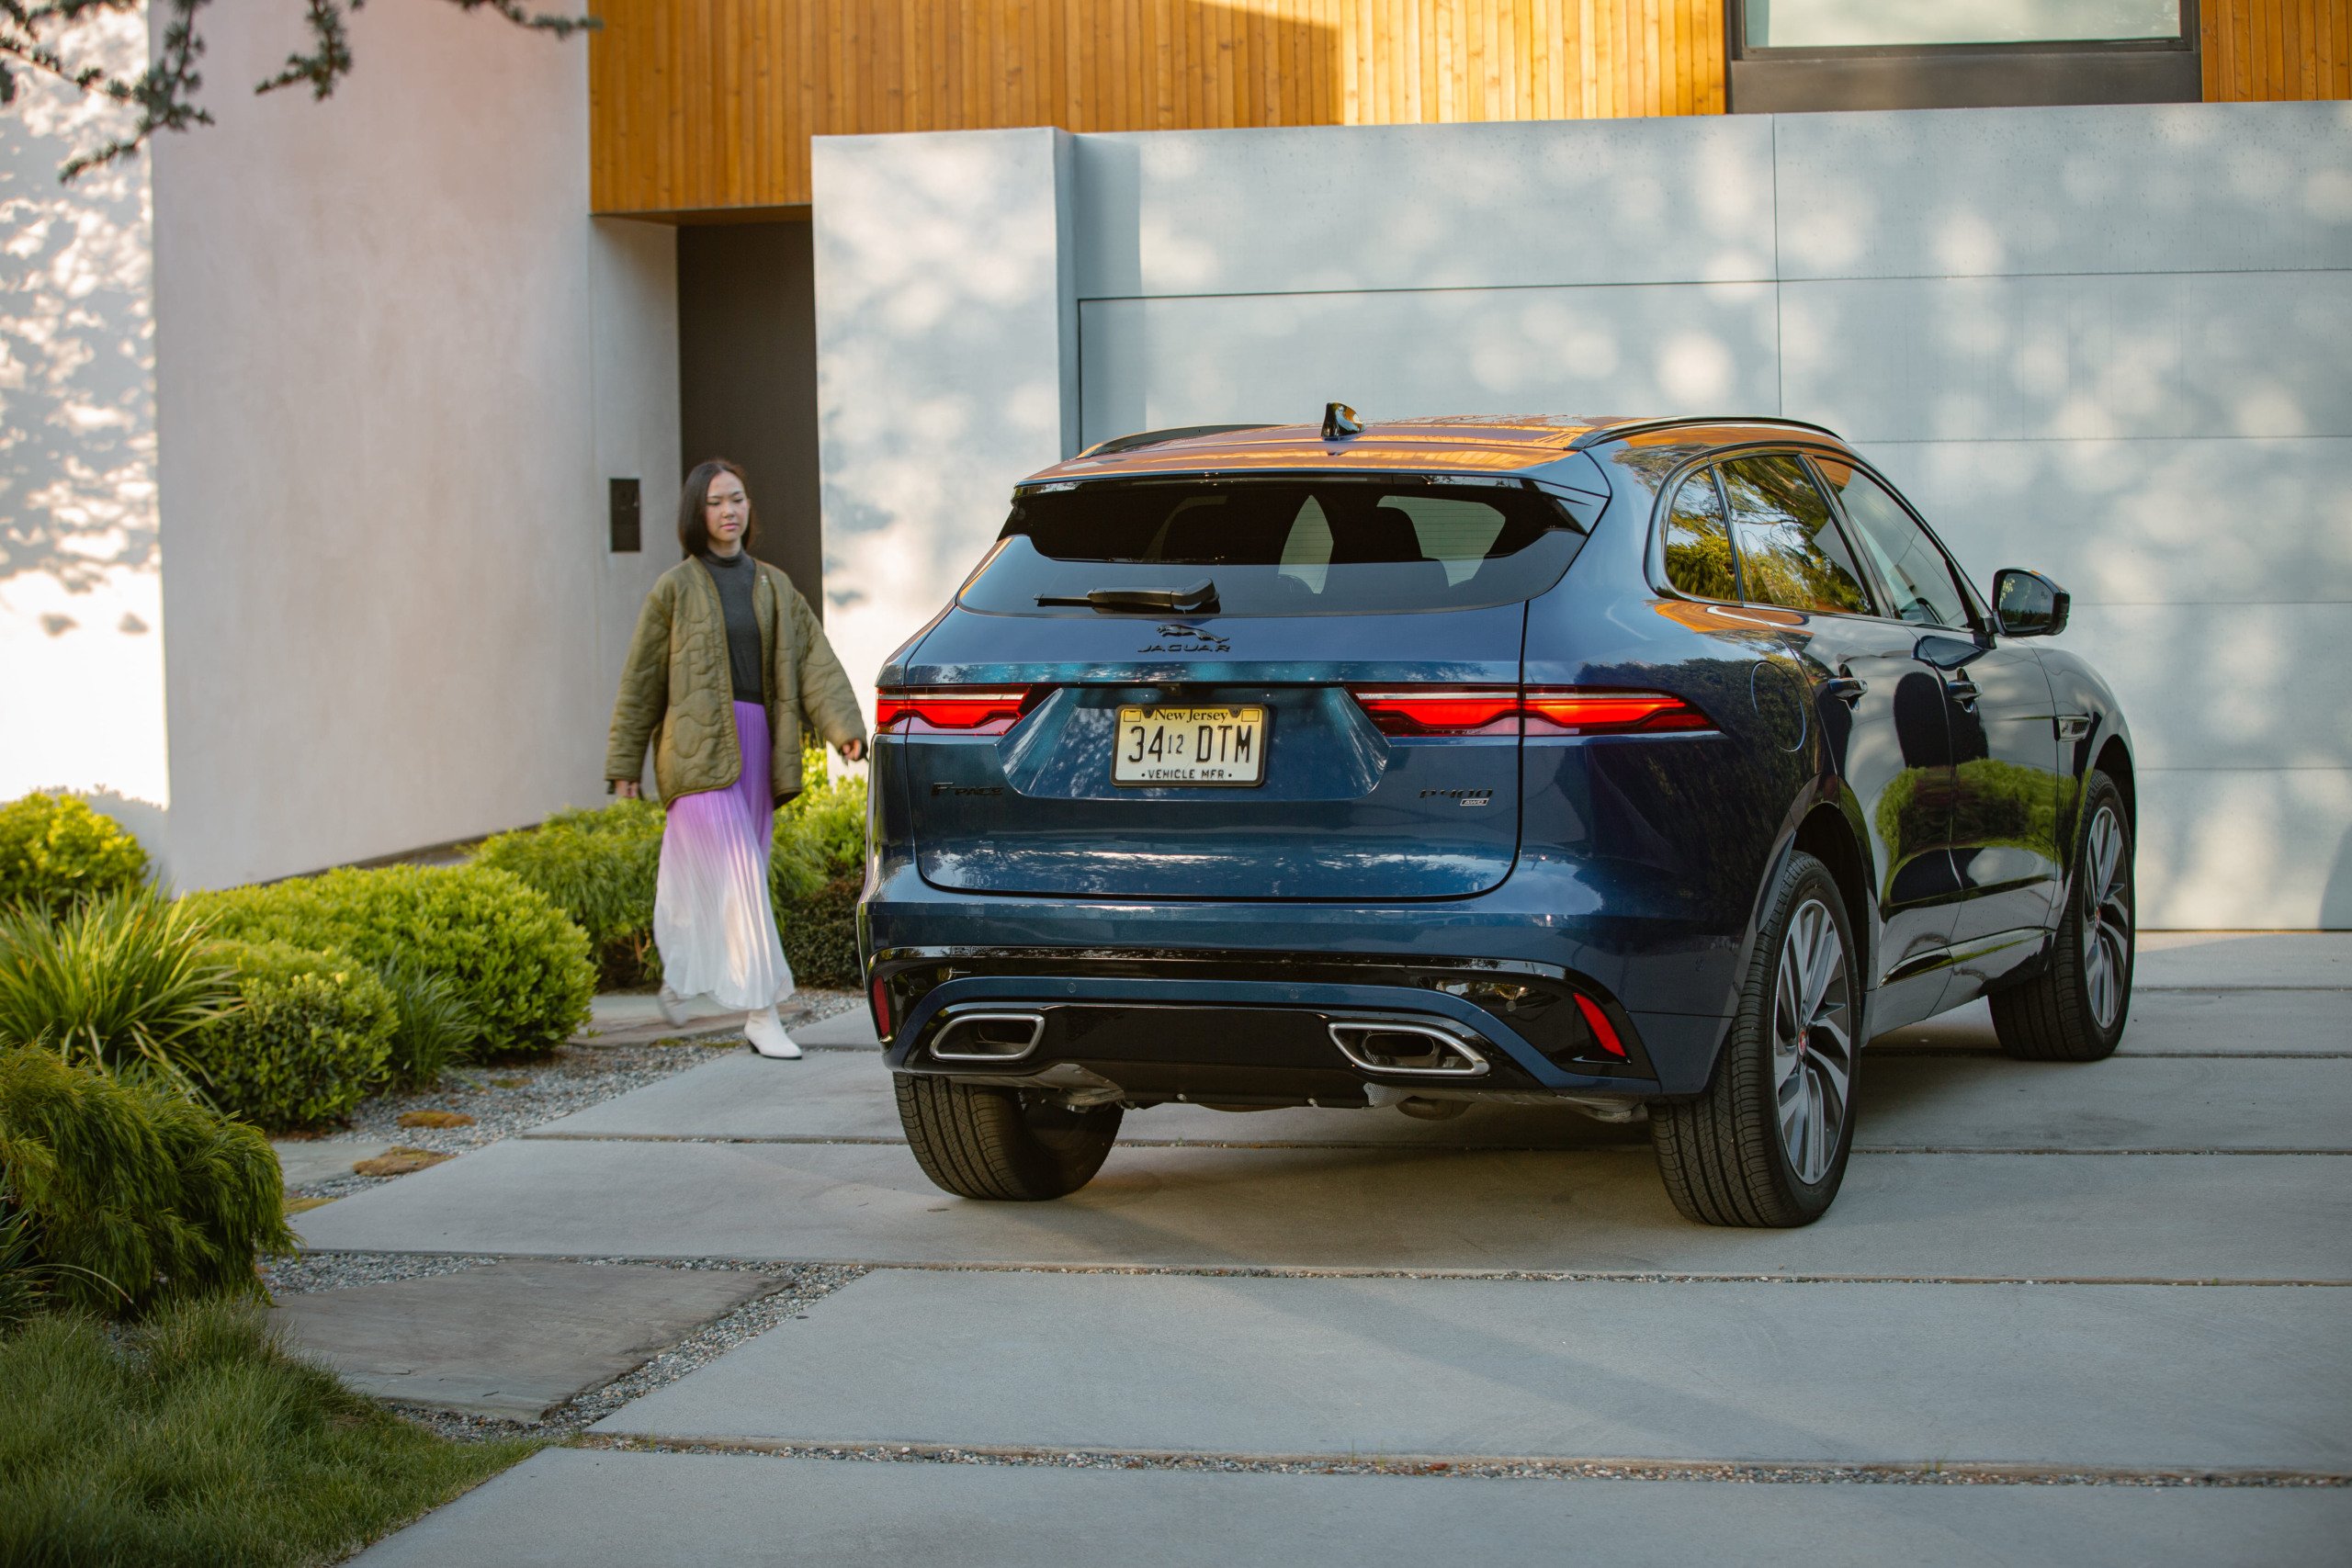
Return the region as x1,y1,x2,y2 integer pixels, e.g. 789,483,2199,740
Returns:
893,1075,1122,1200
1989,770,2134,1063
1652,851,1860,1227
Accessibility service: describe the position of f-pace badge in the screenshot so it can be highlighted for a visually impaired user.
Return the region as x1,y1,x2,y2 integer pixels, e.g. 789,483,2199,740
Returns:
1138,623,1230,654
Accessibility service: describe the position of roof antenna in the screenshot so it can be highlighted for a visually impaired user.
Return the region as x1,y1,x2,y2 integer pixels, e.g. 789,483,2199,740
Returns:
1321,402,1362,441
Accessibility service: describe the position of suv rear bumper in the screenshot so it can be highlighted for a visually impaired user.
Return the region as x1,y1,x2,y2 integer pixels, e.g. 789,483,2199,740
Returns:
862,868,1738,1099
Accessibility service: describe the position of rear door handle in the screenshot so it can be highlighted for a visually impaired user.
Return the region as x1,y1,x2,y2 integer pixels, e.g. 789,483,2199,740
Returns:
1820,676,1868,706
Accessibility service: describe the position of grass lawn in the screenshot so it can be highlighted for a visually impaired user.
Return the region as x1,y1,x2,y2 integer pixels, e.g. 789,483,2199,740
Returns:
0,1299,537,1566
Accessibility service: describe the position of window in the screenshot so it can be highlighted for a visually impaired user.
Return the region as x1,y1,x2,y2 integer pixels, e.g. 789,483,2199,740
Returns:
963,479,1587,617
1730,0,2199,112
1812,457,1974,630
1662,468,1740,602
1747,0,2183,48
1719,455,1872,616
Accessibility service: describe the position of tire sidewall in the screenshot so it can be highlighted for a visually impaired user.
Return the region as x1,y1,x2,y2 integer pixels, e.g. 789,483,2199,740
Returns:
2064,773,2136,1052
1747,853,1861,1218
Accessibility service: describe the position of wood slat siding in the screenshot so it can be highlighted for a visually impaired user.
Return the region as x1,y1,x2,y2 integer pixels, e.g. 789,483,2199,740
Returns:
589,0,1726,212
2203,0,2352,101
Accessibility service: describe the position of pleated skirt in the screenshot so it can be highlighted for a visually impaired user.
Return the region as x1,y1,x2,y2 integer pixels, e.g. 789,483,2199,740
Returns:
653,700,792,1010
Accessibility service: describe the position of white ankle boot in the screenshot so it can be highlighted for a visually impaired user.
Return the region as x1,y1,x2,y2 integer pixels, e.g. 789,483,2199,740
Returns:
657,985,693,1027
743,1005,802,1059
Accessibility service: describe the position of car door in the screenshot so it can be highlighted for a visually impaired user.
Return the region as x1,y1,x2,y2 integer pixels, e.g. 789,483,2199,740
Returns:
1708,453,1962,1031
1811,456,2064,989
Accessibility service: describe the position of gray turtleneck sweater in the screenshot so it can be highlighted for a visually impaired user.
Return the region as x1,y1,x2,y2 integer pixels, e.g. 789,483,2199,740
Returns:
697,548,765,705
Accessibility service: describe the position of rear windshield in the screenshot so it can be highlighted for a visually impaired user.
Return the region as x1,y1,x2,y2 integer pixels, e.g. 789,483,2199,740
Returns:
958,479,1588,616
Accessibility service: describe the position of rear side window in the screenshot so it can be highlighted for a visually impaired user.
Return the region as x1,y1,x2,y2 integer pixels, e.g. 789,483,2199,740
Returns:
1719,455,1872,616
1813,457,1973,629
960,479,1587,616
1662,468,1739,601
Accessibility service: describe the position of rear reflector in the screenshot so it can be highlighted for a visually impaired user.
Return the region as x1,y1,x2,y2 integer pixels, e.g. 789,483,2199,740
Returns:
1573,993,1629,1058
875,687,1034,734
1349,686,1712,738
868,975,893,1040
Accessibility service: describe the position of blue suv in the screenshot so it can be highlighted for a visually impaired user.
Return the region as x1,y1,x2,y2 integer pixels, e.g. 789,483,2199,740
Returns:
863,412,2136,1226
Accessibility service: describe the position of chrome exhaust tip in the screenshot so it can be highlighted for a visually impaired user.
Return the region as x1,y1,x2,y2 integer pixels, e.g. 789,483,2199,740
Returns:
1328,1020,1490,1077
930,1010,1046,1063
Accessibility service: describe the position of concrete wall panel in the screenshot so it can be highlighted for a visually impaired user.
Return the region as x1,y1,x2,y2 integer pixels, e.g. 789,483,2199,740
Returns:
1774,102,2352,282
812,129,1077,729
1783,272,2352,445
818,104,2348,925
1073,118,1777,301
1080,284,1781,447
2136,767,2352,929
2058,604,2352,772
1862,438,2352,609
150,5,651,887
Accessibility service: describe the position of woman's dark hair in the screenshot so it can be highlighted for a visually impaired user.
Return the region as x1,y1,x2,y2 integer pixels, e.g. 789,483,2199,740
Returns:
678,458,758,558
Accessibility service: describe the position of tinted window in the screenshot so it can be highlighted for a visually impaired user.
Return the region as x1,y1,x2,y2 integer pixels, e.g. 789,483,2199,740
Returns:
1813,457,1973,629
1662,468,1739,601
961,479,1585,617
1719,454,1871,615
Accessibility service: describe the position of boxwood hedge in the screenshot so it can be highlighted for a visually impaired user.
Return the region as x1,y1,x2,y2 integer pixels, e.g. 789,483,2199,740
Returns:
185,865,593,1056
186,941,396,1131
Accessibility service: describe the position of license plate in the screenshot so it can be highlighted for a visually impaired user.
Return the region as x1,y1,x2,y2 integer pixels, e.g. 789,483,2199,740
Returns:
1114,705,1267,786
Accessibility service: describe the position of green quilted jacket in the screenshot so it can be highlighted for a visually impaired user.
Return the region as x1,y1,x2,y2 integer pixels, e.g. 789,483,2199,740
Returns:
605,556,866,807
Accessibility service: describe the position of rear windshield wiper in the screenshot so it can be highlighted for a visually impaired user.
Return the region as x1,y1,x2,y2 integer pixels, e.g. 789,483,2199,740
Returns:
1035,579,1219,615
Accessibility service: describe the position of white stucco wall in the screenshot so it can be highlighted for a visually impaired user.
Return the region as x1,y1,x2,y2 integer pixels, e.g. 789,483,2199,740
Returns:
0,6,169,853
147,0,675,888
813,103,2352,927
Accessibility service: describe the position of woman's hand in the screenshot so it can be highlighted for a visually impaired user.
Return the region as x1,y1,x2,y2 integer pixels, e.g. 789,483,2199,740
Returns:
613,779,641,799
836,738,866,763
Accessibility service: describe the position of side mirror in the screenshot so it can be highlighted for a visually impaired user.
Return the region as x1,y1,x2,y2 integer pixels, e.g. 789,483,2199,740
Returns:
1993,569,2070,638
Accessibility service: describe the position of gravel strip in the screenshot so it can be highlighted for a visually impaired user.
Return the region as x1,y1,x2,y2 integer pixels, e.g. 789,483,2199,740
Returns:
571,1438,2349,1489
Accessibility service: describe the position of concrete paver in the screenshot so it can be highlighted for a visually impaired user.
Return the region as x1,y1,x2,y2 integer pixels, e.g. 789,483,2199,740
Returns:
267,1260,767,1417
271,1139,397,1188
526,1047,2351,1152
1876,989,2349,1055
595,1269,2350,1471
293,1138,2351,1280
349,1449,2352,1568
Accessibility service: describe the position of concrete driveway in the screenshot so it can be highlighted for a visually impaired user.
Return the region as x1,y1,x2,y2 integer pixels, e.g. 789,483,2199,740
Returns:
339,931,2351,1563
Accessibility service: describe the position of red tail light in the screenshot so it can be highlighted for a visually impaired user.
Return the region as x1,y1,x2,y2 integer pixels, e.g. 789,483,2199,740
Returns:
1574,992,1629,1059
1349,686,1712,738
868,974,893,1040
875,687,1035,734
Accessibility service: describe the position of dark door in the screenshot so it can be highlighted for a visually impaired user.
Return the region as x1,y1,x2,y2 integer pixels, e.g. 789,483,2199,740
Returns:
1713,455,1960,1029
1813,456,2064,988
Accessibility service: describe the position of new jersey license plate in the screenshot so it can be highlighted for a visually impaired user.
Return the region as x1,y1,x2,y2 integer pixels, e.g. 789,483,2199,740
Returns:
1113,705,1267,786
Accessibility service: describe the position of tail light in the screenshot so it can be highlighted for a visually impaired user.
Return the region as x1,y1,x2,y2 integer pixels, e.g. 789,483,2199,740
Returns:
875,686,1036,735
1349,686,1712,738
868,974,893,1040
1573,993,1629,1059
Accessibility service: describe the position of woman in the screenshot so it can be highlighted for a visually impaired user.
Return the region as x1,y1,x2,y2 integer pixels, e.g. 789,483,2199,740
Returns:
606,460,866,1059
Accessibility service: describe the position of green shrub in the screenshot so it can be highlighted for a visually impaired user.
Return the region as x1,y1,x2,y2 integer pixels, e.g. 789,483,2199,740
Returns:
376,955,478,1089
185,864,594,1057
184,942,395,1131
0,1299,538,1566
0,1044,292,1315
0,886,234,1079
775,770,866,990
0,791,150,917
478,799,665,989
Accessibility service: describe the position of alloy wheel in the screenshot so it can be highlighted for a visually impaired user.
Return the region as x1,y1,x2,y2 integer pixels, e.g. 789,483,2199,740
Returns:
2080,804,2132,1032
1771,897,1853,1186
